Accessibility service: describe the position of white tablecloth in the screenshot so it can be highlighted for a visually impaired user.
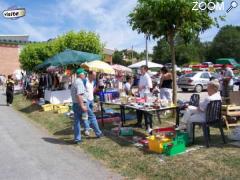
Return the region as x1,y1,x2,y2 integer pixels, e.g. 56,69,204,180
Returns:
44,90,72,104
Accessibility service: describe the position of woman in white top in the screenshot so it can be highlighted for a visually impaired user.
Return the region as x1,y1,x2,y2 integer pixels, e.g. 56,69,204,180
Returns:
182,79,221,140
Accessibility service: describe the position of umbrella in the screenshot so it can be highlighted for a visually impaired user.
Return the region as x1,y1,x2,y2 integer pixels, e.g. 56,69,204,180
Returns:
111,64,132,73
81,60,115,74
35,49,101,69
128,60,163,69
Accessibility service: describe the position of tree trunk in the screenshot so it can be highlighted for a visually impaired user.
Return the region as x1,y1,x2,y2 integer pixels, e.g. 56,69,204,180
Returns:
168,33,177,105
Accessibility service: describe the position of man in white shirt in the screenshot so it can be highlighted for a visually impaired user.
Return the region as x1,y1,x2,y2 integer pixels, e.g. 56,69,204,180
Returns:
85,71,103,138
182,79,222,140
135,65,153,133
138,65,153,97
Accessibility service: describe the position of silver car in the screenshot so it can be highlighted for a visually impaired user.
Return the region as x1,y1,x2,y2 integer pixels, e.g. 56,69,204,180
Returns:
177,71,218,93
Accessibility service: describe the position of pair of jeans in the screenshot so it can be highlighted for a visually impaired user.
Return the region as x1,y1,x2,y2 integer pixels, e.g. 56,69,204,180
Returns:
86,100,102,136
136,110,152,129
73,103,84,142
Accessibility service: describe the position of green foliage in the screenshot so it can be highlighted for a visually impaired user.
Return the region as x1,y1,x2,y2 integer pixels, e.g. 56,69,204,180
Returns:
129,0,222,103
112,49,146,66
129,0,222,41
153,37,206,65
208,25,240,62
112,50,124,65
20,31,103,71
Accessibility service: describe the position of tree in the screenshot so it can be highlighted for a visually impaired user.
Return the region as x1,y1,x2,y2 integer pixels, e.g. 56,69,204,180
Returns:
208,25,240,62
112,50,124,64
153,37,206,65
129,0,222,104
20,31,103,71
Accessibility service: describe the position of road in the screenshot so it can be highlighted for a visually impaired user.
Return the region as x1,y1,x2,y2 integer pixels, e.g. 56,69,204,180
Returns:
0,92,122,180
177,90,208,101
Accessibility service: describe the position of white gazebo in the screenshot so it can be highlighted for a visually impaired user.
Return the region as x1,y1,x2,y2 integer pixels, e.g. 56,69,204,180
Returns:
128,60,163,69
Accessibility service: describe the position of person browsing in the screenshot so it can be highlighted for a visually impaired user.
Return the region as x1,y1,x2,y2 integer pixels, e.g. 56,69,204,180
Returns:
84,71,103,138
71,68,88,144
138,65,152,97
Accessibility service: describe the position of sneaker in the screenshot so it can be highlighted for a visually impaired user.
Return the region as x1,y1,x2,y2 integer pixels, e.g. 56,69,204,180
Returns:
147,128,153,134
74,140,82,145
96,133,104,138
84,130,90,136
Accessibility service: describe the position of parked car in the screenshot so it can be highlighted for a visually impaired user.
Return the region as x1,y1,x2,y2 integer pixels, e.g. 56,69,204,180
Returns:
177,71,219,93
164,63,181,71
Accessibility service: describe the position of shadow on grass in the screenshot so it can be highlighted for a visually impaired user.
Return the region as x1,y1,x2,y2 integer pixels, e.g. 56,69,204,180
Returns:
54,127,72,136
190,133,240,149
19,104,40,114
42,137,74,145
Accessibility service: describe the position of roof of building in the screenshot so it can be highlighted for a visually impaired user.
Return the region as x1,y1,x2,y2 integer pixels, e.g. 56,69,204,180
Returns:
103,48,115,55
0,35,30,45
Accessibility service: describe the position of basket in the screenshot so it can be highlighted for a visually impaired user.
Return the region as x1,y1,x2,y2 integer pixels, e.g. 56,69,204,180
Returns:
120,127,133,136
163,140,186,156
57,105,69,114
41,104,53,111
53,104,63,111
147,135,171,153
176,131,189,146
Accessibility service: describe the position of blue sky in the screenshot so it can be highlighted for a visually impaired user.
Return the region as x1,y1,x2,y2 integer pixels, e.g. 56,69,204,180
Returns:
0,0,239,52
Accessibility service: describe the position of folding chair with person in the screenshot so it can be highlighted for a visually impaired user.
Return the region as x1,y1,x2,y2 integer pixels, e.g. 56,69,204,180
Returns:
192,100,226,147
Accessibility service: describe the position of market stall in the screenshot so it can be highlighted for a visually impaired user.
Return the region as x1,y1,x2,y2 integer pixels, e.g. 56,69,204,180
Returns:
35,49,102,104
128,60,163,69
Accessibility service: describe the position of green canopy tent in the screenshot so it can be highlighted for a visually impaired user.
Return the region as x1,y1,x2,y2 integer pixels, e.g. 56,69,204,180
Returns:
35,49,102,70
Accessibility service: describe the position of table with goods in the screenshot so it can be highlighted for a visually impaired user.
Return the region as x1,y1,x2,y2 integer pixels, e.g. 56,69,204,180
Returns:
98,89,180,128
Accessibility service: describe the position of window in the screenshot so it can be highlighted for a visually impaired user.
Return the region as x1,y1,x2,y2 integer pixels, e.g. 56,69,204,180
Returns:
200,73,210,79
185,73,196,77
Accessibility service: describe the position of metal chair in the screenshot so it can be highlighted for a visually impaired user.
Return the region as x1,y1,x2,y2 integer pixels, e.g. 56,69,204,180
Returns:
192,100,226,147
189,93,200,107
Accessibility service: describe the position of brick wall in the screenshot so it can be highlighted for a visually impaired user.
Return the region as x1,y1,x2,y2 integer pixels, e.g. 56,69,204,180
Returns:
0,44,20,76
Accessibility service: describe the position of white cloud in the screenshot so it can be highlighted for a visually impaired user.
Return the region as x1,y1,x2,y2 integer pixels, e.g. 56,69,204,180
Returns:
1,0,239,53
55,0,154,52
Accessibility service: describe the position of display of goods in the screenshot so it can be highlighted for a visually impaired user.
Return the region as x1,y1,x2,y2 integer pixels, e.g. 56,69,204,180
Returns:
136,98,145,103
152,126,176,134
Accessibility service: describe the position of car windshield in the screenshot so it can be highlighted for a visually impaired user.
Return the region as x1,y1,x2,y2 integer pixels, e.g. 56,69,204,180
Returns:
184,73,196,77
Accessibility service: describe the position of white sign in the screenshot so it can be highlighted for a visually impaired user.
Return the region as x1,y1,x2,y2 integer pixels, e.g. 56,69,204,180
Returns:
192,1,225,11
2,8,26,19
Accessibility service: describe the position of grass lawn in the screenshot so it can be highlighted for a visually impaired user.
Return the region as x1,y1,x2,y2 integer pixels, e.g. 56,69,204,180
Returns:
13,94,240,180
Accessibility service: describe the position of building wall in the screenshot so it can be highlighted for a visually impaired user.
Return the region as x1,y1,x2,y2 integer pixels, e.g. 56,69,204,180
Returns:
104,54,112,64
0,44,20,75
